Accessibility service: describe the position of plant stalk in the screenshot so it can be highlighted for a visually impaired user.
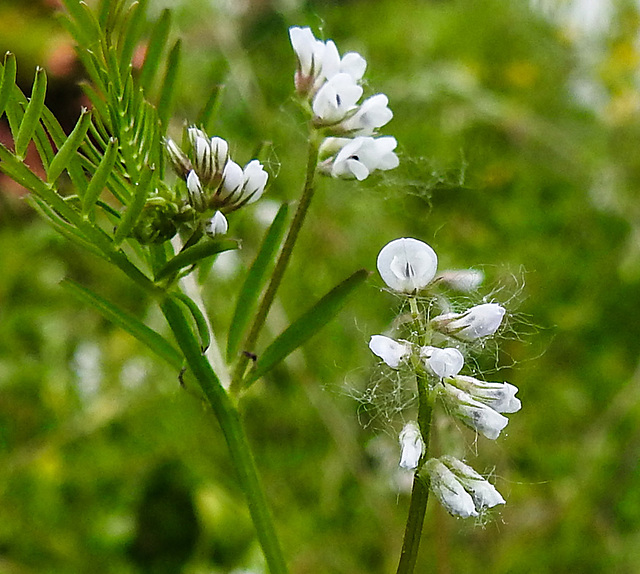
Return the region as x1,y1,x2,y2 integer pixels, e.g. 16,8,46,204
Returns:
230,133,320,393
161,297,289,574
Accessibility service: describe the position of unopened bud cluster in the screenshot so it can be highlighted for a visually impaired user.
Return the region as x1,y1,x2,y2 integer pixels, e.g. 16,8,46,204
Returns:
289,27,399,180
165,127,268,237
369,237,521,518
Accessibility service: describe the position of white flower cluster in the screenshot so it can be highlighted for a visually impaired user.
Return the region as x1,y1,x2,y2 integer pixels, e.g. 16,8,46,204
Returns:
289,26,399,180
166,127,269,237
369,238,521,517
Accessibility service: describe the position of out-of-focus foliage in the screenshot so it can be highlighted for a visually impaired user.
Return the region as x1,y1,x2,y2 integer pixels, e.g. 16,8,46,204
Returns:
2,0,640,572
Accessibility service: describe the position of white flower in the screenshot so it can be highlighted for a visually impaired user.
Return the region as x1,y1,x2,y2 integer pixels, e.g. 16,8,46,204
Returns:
204,211,228,237
217,159,268,210
439,383,509,440
436,269,484,292
376,237,438,293
326,136,399,180
440,456,505,510
424,458,478,518
336,93,393,135
219,160,244,203
312,73,363,125
449,375,521,413
369,335,411,368
186,170,206,212
421,346,464,379
240,160,269,205
432,302,506,340
289,27,366,96
398,422,424,470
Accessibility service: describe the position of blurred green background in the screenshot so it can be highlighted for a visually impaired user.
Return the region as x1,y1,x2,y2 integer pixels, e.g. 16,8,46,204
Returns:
2,0,640,572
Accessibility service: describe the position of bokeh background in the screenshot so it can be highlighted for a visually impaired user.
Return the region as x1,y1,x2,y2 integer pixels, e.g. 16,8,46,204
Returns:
2,0,640,572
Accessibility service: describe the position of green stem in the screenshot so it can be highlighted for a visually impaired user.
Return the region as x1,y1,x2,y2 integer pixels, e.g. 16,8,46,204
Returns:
230,133,320,393
396,372,434,573
161,297,289,574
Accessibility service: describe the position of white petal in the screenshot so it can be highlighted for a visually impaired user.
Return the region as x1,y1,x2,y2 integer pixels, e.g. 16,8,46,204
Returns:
434,303,506,340
220,160,244,201
376,237,438,293
369,335,410,369
312,73,363,124
441,384,509,440
451,375,521,413
204,211,228,237
340,51,367,81
422,347,464,378
398,422,424,470
437,269,484,292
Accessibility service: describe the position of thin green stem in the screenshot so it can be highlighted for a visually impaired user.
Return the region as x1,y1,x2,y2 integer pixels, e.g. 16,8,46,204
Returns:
230,133,320,393
161,297,289,574
397,371,434,573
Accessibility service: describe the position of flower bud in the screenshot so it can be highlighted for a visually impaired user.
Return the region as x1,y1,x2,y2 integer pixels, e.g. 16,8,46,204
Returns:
165,138,192,178
240,160,269,205
421,346,464,379
440,456,505,510
432,303,506,340
204,211,228,237
376,237,438,293
398,422,424,470
424,458,478,518
369,335,411,369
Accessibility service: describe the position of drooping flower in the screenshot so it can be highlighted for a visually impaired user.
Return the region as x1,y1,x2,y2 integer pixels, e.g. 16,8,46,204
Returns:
335,93,393,136
369,335,411,369
424,458,478,518
449,375,521,414
439,383,509,440
376,237,438,293
432,302,506,340
323,136,399,180
204,211,228,237
421,346,464,379
440,456,505,510
399,422,424,470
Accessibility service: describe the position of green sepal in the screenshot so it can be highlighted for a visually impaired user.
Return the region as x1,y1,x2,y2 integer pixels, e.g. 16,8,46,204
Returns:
226,203,288,362
244,269,370,387
62,278,183,370
47,108,92,183
173,292,211,352
154,238,239,282
15,66,47,159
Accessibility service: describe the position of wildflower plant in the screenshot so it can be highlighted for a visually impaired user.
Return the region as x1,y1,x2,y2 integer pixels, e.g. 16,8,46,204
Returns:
369,237,521,571
0,3,521,573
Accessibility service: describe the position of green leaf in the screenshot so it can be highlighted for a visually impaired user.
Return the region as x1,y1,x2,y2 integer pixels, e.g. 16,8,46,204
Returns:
62,278,183,370
83,137,119,217
245,269,370,386
118,0,148,78
173,293,211,352
157,39,181,130
15,67,47,159
227,204,288,362
155,238,239,282
197,84,224,134
47,108,92,183
59,0,102,48
138,8,171,93
114,165,155,244
0,52,17,119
